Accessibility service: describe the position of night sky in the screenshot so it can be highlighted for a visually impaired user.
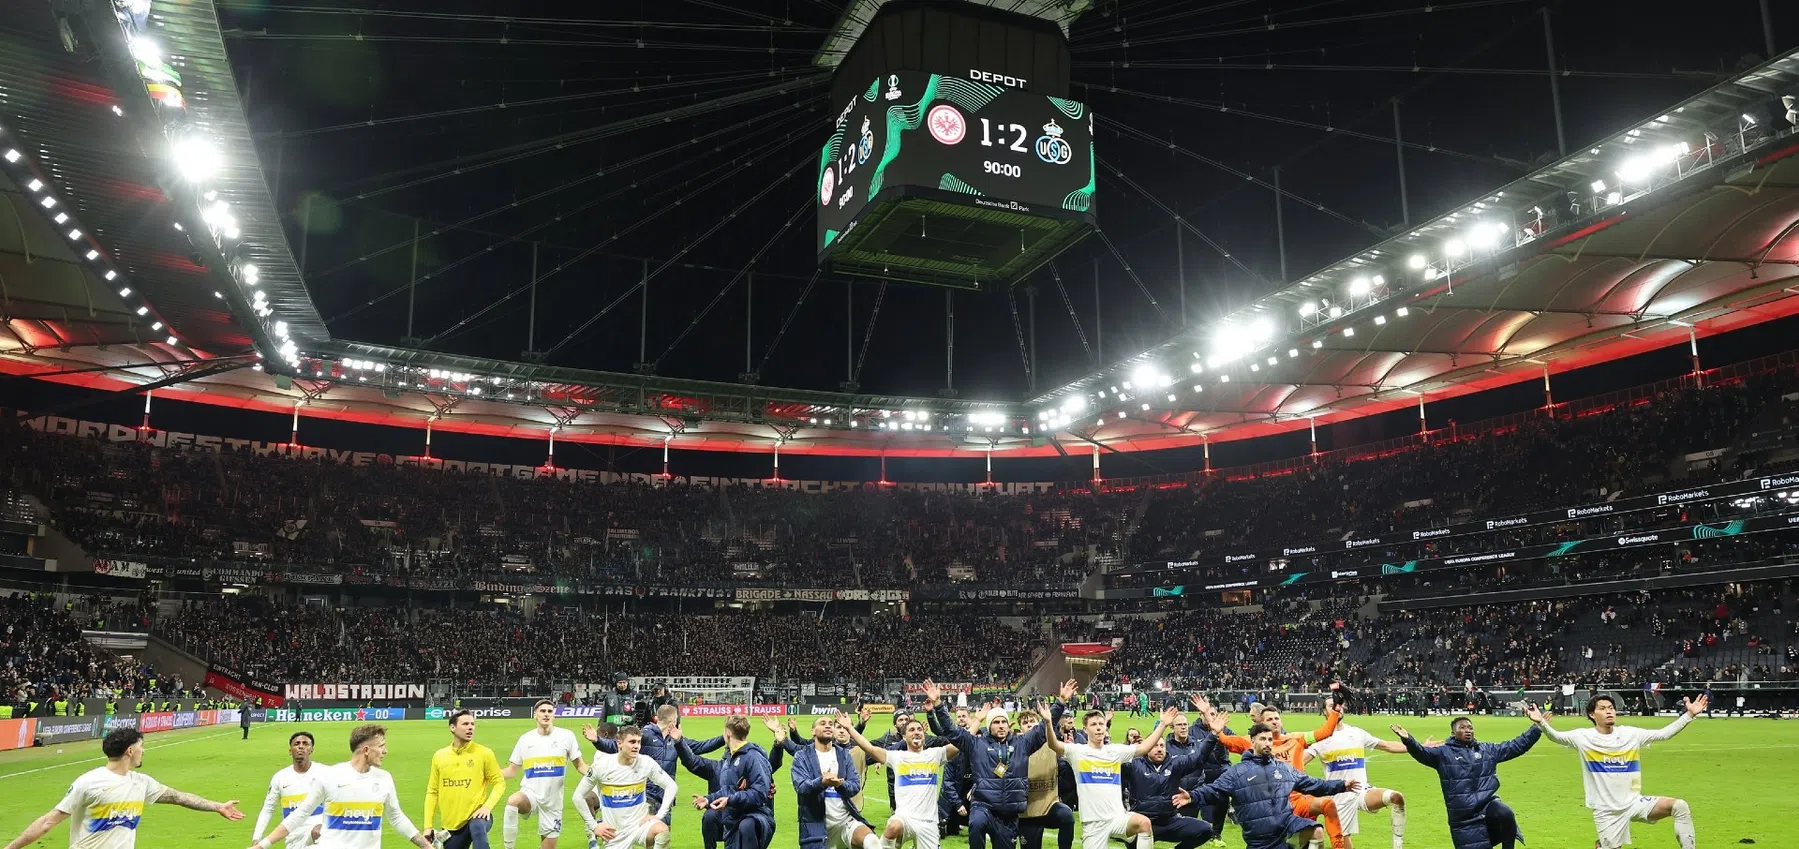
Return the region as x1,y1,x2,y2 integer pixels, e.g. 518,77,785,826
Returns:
221,0,1796,405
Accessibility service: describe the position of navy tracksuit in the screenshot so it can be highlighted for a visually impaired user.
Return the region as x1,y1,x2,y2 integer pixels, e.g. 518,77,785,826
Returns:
926,709,972,834
1184,725,1235,831
936,704,1051,849
676,739,777,849
782,740,869,849
1123,750,1215,849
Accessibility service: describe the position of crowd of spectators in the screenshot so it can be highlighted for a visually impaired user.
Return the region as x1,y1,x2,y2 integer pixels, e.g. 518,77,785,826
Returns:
1,592,164,706
156,595,1042,686
1130,376,1790,565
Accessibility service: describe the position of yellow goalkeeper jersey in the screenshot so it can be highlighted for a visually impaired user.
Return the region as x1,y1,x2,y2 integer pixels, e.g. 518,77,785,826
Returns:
424,741,505,832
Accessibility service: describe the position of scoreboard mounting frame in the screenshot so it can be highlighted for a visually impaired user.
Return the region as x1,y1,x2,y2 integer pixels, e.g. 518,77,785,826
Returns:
817,71,1096,290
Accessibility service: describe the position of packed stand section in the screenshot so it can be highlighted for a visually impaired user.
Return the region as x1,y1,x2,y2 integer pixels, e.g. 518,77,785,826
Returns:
1,591,162,708
1130,376,1790,565
156,596,1042,686
0,417,1109,590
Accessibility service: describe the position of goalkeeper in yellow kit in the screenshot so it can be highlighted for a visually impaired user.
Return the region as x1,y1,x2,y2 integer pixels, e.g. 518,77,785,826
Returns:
426,709,508,849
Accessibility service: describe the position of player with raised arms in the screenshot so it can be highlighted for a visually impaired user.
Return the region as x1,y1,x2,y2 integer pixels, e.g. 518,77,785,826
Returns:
840,700,964,849
1042,682,1180,849
6,727,244,849
572,725,679,849
503,699,589,849
1301,696,1412,849
253,731,325,849
1526,694,1707,849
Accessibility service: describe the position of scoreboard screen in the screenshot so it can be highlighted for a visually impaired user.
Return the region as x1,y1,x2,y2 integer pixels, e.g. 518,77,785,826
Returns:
818,71,1095,255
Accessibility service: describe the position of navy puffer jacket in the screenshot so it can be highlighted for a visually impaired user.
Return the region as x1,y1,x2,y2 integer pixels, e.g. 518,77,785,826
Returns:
1401,725,1541,849
936,703,1050,816
1191,753,1345,849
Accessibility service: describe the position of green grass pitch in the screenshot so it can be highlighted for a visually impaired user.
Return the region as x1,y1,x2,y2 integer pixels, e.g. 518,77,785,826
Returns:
0,713,1787,848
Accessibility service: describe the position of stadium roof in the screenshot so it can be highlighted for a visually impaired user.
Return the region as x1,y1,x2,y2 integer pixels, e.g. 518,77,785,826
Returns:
2,3,1798,458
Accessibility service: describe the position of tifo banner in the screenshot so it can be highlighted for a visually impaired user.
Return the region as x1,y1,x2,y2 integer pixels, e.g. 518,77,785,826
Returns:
903,682,971,694
22,415,1057,495
138,712,174,733
284,683,424,701
206,666,285,707
91,559,147,579
677,704,788,717
0,718,37,751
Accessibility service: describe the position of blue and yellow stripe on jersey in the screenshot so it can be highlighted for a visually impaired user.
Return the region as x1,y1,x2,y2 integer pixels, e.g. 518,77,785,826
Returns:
86,801,143,833
600,781,647,809
279,793,325,818
1582,748,1642,773
894,762,940,787
325,801,385,831
1075,759,1121,785
1319,747,1367,772
522,756,568,780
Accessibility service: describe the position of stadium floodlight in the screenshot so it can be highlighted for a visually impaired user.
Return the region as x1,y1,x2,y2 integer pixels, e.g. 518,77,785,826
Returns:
1190,361,1203,373
1288,348,1299,357
1312,339,1323,348
1220,374,1230,383
53,213,68,224
1373,315,1386,326
1396,306,1409,317
85,249,98,260
1590,180,1607,193
1468,223,1499,249
1741,113,1758,125
25,178,42,192
104,271,116,281
40,196,56,209
1140,403,1151,410
66,228,81,240
1131,365,1158,387
1370,274,1385,287
172,135,223,183
1659,141,1687,162
135,306,148,315
1606,191,1623,205
1444,239,1466,257
1407,253,1426,269
1615,155,1652,184
1327,306,1344,319
2,149,19,163
166,335,178,346
118,287,131,297
1342,326,1355,337
1299,301,1319,317
1192,385,1203,393
1250,317,1275,340
1349,277,1371,296
273,320,289,338
150,321,162,331
241,263,260,284
127,36,160,65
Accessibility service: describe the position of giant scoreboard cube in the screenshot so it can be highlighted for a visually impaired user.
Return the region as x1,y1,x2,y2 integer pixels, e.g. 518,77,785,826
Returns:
816,70,1096,290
